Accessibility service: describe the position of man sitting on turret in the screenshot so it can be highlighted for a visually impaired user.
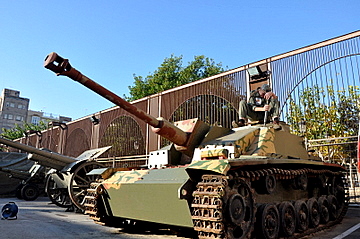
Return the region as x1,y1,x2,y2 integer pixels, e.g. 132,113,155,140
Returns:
232,84,281,130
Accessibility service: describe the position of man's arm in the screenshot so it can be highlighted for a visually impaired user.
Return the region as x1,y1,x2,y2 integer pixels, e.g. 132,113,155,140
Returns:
264,91,278,100
254,105,270,112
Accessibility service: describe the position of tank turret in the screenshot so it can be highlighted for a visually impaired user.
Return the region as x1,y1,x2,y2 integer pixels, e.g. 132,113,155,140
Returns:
44,52,209,157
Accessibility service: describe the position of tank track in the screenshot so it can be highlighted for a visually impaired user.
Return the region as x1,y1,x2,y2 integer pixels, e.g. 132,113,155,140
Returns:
191,168,349,239
191,174,256,238
83,181,106,225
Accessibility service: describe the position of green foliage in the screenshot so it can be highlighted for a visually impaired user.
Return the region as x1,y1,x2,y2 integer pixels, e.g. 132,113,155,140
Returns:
287,85,360,161
287,85,359,139
1,121,49,140
126,55,225,101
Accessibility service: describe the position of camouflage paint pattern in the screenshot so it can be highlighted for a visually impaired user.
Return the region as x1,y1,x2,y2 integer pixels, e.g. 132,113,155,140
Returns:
244,127,276,156
235,128,259,157
101,167,194,228
187,159,231,175
102,170,149,190
200,148,229,159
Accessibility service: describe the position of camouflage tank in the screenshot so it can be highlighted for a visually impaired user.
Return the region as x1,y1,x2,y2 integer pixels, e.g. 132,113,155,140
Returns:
44,52,348,239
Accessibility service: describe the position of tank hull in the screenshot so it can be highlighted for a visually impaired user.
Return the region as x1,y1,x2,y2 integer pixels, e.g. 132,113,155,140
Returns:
101,167,193,228
87,158,347,235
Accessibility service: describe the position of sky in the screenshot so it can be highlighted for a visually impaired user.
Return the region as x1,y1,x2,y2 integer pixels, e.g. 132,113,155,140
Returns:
0,1,359,121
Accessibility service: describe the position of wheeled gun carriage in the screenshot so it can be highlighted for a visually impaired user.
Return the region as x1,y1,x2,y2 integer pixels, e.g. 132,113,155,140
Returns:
0,152,43,199
44,52,349,239
0,153,45,200
0,137,110,209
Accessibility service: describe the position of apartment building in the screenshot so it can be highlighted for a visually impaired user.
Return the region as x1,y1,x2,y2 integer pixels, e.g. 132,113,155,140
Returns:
27,110,72,126
0,89,29,133
0,88,72,134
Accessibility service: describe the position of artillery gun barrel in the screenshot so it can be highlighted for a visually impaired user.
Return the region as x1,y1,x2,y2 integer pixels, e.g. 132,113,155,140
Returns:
0,137,76,170
44,52,189,146
0,167,31,181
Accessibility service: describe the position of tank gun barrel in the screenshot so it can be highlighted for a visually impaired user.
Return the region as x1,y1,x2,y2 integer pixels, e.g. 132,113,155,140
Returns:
0,137,76,170
44,52,189,147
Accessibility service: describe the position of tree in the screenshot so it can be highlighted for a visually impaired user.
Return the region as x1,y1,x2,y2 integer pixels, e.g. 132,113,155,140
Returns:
126,55,226,101
287,85,360,162
1,121,49,140
287,85,359,139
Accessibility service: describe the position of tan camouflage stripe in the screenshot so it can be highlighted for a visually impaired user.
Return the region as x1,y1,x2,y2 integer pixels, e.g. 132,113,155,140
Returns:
102,170,149,189
245,127,276,155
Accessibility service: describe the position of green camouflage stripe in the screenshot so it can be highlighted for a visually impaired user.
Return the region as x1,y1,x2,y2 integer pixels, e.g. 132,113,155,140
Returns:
187,159,230,175
201,148,228,158
102,170,149,189
236,129,259,156
246,127,275,155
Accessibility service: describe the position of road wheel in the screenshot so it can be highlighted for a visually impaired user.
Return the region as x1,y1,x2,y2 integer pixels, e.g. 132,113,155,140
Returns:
307,197,320,228
318,195,330,224
256,203,279,239
45,174,72,208
21,184,40,201
279,201,296,237
294,200,309,232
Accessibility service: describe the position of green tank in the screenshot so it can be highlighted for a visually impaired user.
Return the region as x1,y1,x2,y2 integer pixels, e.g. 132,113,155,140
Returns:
44,52,348,239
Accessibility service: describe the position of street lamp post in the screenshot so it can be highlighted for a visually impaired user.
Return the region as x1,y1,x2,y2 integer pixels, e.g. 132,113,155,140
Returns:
299,119,307,150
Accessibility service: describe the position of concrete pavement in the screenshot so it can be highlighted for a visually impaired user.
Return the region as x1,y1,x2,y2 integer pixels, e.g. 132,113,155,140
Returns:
0,197,359,239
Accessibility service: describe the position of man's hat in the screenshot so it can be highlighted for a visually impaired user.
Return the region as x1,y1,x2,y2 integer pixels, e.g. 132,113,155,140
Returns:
261,84,271,92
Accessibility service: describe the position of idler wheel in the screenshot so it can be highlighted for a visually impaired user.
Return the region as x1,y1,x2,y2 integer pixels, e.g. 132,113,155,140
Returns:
294,200,309,232
332,176,346,205
327,195,339,220
333,175,347,216
328,176,336,195
318,195,330,224
256,204,279,239
307,197,320,228
279,201,296,237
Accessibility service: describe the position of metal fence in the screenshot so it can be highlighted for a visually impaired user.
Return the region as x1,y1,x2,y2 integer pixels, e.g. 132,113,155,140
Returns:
307,136,360,204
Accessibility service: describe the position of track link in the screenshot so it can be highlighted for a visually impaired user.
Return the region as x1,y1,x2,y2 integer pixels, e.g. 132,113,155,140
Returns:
83,181,106,225
191,168,349,239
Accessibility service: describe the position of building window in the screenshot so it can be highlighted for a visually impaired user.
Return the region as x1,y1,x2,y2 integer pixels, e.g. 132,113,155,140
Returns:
16,116,23,121
8,114,13,120
3,114,7,119
10,103,15,108
31,116,41,126
18,104,23,109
